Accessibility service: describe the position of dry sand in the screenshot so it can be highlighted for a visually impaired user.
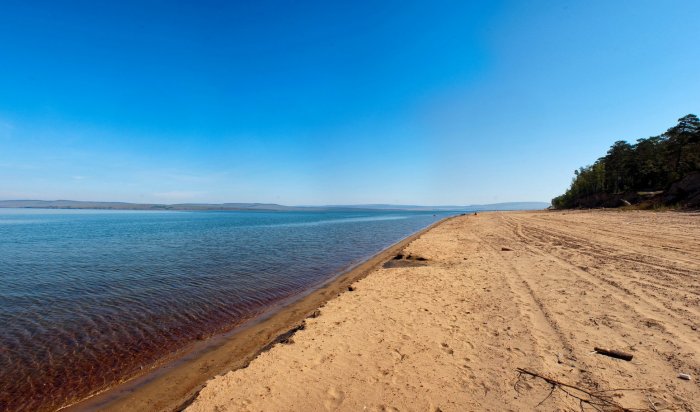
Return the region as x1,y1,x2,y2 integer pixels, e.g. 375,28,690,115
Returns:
186,210,699,412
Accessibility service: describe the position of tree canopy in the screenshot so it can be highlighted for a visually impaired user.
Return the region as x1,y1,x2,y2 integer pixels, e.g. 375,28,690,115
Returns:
552,114,700,208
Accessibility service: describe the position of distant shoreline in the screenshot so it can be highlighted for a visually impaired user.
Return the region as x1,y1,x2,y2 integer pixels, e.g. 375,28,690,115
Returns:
0,199,550,212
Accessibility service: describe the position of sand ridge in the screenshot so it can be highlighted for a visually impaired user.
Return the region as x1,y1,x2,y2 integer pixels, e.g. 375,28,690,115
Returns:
187,210,699,411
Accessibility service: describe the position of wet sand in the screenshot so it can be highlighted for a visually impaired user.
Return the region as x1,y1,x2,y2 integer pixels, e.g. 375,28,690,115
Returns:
186,210,699,411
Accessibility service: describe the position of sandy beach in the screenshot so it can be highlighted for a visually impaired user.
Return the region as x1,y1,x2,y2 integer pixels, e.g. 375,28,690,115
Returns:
6,2,698,411
184,210,699,411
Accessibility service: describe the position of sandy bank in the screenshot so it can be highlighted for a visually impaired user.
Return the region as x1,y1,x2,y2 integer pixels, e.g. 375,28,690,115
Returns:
187,210,700,411
68,218,450,412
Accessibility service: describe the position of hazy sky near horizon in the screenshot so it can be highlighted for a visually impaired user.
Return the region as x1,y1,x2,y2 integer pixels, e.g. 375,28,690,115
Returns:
1,1,698,205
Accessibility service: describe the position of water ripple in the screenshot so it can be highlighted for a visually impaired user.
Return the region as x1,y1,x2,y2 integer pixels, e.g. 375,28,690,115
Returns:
0,209,449,411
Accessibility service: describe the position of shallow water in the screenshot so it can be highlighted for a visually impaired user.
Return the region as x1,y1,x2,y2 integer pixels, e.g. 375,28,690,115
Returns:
0,209,451,411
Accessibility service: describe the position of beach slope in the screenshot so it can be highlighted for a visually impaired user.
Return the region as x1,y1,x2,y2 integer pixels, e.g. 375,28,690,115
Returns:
187,210,699,411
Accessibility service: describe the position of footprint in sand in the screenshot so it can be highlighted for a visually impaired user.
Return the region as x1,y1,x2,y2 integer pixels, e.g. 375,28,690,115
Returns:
368,405,400,412
459,357,472,370
440,342,454,355
324,386,345,410
313,354,330,366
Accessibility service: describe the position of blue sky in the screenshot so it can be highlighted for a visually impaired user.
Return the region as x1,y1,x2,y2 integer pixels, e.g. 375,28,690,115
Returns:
1,0,698,205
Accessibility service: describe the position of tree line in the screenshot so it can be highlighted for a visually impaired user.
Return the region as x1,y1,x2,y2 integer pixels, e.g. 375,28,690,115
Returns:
552,114,700,208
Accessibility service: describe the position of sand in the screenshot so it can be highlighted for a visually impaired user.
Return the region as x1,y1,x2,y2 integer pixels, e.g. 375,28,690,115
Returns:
186,210,699,412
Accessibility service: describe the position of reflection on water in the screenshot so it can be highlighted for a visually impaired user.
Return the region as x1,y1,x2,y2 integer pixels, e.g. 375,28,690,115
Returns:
0,209,450,411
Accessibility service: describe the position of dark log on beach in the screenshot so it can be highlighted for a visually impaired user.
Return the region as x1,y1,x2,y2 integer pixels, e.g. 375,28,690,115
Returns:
594,347,633,361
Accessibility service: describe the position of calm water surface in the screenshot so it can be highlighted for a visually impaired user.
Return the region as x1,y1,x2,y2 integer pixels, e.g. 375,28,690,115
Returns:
0,209,451,411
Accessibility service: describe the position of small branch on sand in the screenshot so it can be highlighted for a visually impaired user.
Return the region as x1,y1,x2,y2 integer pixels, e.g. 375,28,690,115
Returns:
593,347,634,361
514,368,653,412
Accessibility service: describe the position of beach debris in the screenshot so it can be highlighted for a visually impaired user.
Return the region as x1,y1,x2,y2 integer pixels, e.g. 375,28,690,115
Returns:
515,368,643,411
261,322,306,352
677,373,691,380
348,285,356,292
593,347,633,361
383,253,430,268
501,247,513,251
308,309,322,318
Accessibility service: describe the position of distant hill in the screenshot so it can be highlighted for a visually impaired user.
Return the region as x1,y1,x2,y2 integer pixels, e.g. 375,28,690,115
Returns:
0,200,299,211
462,202,551,211
0,200,549,212
331,202,549,211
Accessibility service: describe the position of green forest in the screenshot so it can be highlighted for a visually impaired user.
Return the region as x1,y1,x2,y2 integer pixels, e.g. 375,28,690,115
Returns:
552,114,700,209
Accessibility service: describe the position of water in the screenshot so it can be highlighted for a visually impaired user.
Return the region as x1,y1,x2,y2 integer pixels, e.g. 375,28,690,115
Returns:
0,209,451,411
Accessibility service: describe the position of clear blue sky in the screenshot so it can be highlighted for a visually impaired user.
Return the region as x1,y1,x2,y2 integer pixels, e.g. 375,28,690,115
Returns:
1,1,698,205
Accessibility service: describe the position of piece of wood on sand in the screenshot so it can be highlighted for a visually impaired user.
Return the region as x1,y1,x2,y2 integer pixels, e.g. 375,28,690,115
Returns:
594,347,633,361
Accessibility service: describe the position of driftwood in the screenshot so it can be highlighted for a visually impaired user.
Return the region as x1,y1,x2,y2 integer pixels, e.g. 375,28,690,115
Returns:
594,347,633,361
515,368,653,412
